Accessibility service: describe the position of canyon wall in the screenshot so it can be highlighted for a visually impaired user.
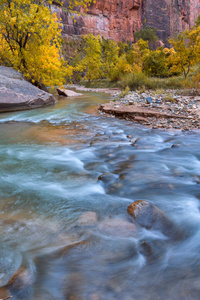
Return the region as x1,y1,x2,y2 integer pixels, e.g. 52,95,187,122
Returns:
55,0,200,44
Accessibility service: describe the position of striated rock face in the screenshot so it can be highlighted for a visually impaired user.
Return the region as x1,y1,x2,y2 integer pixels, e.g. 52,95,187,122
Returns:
142,0,200,45
55,0,200,44
59,0,142,42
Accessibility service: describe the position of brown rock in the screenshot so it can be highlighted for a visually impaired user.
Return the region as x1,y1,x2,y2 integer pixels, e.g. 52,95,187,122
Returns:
8,265,34,290
127,200,182,239
0,287,11,299
57,88,83,97
134,116,147,122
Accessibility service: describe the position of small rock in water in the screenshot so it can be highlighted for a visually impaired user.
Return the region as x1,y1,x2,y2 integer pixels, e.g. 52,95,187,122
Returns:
0,287,11,299
127,200,182,240
193,175,200,184
98,217,137,237
78,212,98,226
8,258,35,291
139,239,167,263
98,173,118,184
0,248,22,287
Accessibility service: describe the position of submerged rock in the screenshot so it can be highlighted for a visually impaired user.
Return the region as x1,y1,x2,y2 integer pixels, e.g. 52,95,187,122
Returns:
78,212,98,226
0,287,11,299
0,66,56,113
8,258,35,291
127,200,181,240
57,88,83,97
98,217,137,237
139,239,167,263
0,248,22,287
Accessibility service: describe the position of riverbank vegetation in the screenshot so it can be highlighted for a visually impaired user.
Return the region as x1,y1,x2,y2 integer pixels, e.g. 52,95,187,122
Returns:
65,26,200,92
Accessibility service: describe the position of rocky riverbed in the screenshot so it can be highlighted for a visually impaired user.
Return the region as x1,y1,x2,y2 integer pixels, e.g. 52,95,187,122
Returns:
99,90,200,131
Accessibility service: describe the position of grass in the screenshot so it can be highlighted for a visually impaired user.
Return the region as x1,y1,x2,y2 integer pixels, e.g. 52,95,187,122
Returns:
118,73,183,90
79,79,119,89
77,74,183,91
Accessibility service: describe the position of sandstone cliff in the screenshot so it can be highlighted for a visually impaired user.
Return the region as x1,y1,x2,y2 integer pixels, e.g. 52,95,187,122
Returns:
54,0,200,44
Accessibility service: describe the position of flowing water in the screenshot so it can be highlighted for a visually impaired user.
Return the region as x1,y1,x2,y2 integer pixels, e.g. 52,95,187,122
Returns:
0,92,200,300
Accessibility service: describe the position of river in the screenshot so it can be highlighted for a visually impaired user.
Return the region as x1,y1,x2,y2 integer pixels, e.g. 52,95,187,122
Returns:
0,92,200,300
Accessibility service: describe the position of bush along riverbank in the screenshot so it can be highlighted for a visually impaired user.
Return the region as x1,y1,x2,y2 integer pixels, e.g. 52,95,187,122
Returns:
99,89,200,131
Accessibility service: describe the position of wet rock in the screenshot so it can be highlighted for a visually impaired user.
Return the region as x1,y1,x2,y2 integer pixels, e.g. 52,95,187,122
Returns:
0,248,22,287
98,173,118,184
8,259,35,290
193,175,200,184
57,88,82,97
130,137,138,146
127,200,181,240
0,66,56,113
63,272,85,300
0,287,11,299
78,212,98,226
98,217,138,237
139,239,167,263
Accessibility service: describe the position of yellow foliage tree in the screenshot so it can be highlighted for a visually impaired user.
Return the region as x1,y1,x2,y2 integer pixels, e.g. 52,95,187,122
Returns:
168,28,200,79
132,39,149,71
0,0,92,87
75,34,103,81
101,39,119,79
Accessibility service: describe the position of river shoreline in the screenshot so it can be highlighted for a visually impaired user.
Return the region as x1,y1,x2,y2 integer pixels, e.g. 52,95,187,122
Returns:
66,85,200,131
99,89,200,131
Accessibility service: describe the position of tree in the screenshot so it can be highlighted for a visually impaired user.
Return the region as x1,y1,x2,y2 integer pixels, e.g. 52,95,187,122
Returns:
75,34,103,81
101,38,119,79
134,26,158,49
168,29,200,79
0,0,92,87
143,48,169,77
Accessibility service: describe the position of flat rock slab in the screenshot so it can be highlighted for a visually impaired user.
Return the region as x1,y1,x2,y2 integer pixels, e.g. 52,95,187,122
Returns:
0,66,56,113
57,88,83,97
99,102,189,120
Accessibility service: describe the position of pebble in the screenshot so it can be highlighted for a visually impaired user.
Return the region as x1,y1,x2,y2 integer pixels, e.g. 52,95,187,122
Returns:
108,89,200,131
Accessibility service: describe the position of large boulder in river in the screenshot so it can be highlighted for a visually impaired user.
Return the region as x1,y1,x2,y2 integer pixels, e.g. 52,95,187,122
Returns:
0,66,56,113
127,200,182,240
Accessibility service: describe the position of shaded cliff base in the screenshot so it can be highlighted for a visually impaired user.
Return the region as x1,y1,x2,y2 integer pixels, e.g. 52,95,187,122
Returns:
99,89,200,131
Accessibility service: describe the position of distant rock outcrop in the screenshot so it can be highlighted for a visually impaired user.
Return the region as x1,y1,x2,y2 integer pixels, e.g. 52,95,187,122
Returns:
54,0,200,45
0,67,56,113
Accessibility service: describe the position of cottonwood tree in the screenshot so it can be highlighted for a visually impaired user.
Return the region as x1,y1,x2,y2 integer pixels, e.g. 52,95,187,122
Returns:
168,29,200,79
0,0,92,87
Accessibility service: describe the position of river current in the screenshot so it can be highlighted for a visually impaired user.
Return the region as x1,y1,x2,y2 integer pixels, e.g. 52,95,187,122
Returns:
0,92,200,300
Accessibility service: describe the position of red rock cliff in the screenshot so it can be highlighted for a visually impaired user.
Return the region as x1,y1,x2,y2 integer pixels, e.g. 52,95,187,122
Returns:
54,0,200,44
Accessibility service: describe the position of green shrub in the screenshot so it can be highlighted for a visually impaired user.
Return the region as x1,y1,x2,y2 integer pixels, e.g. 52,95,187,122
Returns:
118,86,130,98
120,72,148,89
119,73,183,90
143,49,169,77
